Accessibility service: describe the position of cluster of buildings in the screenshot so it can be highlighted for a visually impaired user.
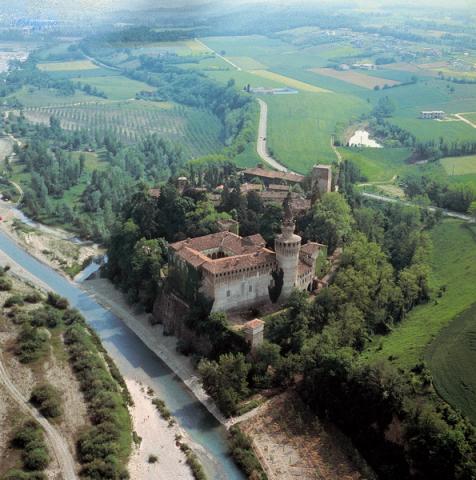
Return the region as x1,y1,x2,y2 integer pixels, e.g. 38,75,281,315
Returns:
153,164,334,349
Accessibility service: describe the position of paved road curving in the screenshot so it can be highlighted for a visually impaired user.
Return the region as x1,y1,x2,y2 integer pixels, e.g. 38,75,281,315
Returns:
0,354,78,479
256,99,290,173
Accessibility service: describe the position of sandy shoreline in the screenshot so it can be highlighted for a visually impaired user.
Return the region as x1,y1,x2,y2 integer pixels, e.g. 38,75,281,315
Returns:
127,379,193,480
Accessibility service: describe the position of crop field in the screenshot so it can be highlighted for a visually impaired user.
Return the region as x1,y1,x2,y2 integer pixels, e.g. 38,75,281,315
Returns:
363,220,476,422
426,298,476,423
265,92,369,173
21,101,224,159
309,68,401,90
127,39,209,57
37,60,99,71
250,70,330,93
441,155,476,175
227,56,267,70
338,147,412,182
7,86,97,107
70,75,156,101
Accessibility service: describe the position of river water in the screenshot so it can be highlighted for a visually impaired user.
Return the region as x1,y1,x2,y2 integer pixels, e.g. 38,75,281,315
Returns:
0,230,244,480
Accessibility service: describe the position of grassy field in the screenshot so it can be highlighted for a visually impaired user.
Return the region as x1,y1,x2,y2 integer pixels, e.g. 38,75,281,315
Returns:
265,92,369,173
363,221,476,392
338,147,412,182
249,70,330,93
441,155,476,175
21,100,224,159
7,86,96,107
426,298,476,423
310,68,401,90
227,57,267,70
461,112,476,124
70,75,156,101
37,60,99,72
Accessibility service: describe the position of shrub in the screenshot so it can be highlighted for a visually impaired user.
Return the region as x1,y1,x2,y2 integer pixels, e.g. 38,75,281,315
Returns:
3,470,46,480
30,307,62,329
152,398,172,420
46,292,69,310
148,454,158,463
11,420,50,473
0,276,13,291
30,384,62,418
24,291,43,303
177,442,207,480
16,325,48,363
229,426,267,479
5,294,24,307
62,308,82,325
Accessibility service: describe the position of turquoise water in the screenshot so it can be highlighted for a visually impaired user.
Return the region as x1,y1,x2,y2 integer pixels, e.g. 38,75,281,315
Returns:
0,230,244,480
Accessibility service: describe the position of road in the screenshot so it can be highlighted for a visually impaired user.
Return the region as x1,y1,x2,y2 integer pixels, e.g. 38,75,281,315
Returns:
194,39,241,71
454,113,476,129
256,99,289,173
362,192,474,222
0,353,78,479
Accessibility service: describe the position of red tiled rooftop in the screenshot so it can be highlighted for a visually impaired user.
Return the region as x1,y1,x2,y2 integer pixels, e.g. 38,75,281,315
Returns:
242,167,304,183
201,249,277,275
244,318,265,331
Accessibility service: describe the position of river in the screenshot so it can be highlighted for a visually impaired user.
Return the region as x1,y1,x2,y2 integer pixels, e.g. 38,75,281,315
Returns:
0,229,244,480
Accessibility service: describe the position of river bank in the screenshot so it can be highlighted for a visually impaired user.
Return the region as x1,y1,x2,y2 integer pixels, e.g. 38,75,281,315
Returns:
0,221,244,479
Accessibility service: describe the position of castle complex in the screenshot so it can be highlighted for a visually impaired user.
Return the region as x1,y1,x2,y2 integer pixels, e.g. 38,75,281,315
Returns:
168,194,323,313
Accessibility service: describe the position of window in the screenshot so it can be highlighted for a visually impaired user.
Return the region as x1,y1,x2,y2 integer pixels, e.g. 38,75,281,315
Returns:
227,290,231,297
249,285,253,292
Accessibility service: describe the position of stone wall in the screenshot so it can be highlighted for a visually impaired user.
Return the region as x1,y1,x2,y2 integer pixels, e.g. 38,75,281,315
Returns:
211,270,273,312
153,290,213,356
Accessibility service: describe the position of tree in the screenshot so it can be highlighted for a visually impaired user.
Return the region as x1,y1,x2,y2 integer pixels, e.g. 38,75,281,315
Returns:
305,192,352,254
372,96,396,118
198,353,250,416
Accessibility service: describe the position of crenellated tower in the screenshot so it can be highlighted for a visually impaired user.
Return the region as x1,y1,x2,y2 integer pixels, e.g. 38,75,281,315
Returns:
275,193,301,300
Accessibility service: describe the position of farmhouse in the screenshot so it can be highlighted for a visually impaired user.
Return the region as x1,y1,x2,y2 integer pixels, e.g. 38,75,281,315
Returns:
167,194,324,313
420,110,445,119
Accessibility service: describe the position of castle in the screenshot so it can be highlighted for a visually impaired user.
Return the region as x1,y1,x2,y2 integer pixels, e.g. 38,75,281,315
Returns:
168,194,324,313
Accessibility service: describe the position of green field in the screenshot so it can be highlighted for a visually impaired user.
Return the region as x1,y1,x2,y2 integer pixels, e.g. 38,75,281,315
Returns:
22,100,224,159
441,155,476,175
265,92,369,173
70,75,156,101
461,112,476,124
338,147,412,182
426,299,476,423
7,86,96,107
37,60,99,72
364,220,476,368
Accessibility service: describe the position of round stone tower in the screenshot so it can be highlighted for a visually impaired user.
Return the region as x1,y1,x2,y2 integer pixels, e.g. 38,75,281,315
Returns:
275,193,301,300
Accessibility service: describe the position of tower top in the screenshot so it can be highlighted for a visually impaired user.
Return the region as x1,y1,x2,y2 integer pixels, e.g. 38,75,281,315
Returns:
279,192,300,242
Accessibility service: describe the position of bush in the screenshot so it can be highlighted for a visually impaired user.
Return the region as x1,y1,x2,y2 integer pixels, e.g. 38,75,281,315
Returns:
3,470,46,480
229,426,267,480
30,384,62,418
30,307,62,329
24,291,43,303
148,454,158,463
0,276,13,291
46,292,69,310
16,325,48,363
11,420,50,473
5,294,25,307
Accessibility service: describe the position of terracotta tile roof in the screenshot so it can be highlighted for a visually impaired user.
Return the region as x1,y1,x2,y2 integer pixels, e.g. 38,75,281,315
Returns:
171,231,242,254
242,167,305,184
149,188,161,198
300,242,323,256
201,249,277,275
243,233,266,247
244,318,265,331
175,246,210,268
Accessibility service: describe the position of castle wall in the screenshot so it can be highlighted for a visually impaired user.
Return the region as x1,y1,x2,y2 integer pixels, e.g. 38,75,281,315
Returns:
211,269,273,312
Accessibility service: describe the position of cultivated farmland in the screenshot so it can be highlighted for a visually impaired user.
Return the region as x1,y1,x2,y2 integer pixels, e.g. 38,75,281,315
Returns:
21,101,224,159
250,70,330,93
310,68,401,90
441,155,476,175
37,60,99,71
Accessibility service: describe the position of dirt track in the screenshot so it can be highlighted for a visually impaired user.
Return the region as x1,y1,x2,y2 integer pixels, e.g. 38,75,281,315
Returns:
0,352,78,479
